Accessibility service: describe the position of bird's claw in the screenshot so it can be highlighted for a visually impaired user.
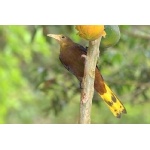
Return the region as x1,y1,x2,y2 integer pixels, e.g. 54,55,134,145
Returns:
81,54,87,59
79,82,83,89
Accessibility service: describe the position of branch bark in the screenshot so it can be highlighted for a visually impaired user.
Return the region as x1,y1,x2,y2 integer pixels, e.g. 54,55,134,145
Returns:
79,37,102,124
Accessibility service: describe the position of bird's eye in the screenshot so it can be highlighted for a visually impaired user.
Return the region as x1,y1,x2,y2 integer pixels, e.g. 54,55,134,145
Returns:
62,36,65,39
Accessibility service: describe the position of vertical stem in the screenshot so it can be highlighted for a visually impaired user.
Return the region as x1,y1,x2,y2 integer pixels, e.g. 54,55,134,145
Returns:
79,37,102,124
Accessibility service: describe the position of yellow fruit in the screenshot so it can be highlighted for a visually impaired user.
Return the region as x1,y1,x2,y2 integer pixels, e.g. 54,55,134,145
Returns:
100,25,120,49
76,25,106,41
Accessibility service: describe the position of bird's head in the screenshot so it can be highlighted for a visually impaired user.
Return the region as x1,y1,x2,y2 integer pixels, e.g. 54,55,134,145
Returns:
47,34,73,48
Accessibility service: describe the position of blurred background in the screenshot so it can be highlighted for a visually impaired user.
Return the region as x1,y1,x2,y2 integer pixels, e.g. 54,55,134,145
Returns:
0,25,150,124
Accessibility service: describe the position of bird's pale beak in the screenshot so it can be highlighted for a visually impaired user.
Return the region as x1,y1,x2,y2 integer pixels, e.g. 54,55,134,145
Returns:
47,34,61,41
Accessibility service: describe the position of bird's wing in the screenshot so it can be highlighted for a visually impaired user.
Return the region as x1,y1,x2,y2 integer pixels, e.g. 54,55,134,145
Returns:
59,57,75,75
76,44,88,53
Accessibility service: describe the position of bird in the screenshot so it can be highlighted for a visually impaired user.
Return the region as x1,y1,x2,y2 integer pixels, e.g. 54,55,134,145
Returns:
47,34,127,118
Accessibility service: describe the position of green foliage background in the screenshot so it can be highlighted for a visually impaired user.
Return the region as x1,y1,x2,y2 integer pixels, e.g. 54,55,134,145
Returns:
0,25,150,123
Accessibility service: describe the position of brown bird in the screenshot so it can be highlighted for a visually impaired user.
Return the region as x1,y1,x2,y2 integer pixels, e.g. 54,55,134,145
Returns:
47,34,127,118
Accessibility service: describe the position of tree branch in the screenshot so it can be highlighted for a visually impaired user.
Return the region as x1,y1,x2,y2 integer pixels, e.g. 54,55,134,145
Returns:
79,37,101,124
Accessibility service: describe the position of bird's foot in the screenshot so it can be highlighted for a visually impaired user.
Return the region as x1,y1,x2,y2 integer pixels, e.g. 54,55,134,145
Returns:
81,54,87,59
79,82,84,89
79,82,83,89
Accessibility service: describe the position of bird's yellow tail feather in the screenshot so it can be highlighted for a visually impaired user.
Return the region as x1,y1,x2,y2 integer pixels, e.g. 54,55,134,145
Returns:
98,83,127,118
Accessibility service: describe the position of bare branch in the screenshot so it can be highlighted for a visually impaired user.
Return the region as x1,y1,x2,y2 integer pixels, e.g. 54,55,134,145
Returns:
80,37,101,124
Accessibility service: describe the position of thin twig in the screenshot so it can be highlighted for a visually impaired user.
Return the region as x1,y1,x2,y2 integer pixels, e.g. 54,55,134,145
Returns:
79,37,101,124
